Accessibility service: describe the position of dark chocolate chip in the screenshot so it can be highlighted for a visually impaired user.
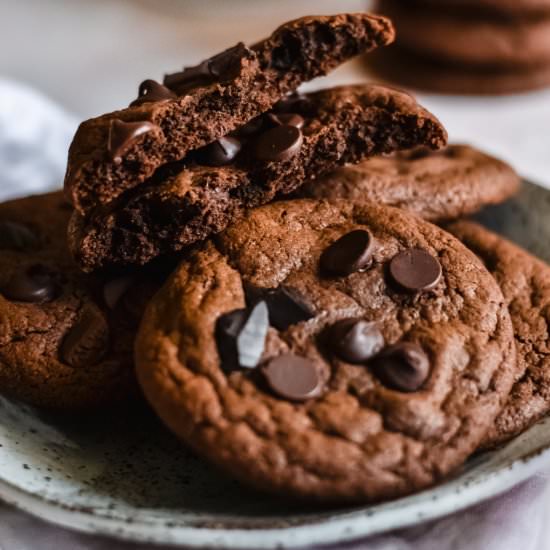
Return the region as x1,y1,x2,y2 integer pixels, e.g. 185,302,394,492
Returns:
255,125,303,162
0,221,39,251
266,113,304,129
328,318,384,364
370,342,430,392
108,119,158,163
103,276,134,309
60,305,109,367
389,248,442,293
262,354,322,401
198,136,242,166
130,79,177,107
273,93,311,113
164,43,247,91
320,230,375,276
1,264,60,303
216,301,269,370
263,286,315,330
232,116,264,137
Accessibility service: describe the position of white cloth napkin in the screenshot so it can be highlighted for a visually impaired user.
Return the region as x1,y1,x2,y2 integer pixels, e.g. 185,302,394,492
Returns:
0,78,549,550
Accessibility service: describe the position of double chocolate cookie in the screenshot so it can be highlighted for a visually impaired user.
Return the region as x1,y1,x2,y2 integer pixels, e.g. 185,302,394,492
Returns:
136,199,517,502
300,145,520,221
0,192,165,410
65,13,394,214
69,84,447,271
449,221,550,448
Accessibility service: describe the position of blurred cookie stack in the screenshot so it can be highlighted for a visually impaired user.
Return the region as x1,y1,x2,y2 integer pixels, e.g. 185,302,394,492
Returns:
370,0,550,94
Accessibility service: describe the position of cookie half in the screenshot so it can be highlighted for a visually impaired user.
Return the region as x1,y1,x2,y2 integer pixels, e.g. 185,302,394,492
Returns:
69,84,447,272
368,46,550,95
65,13,394,214
448,221,550,448
136,199,517,502
300,145,520,222
0,192,167,410
378,0,550,68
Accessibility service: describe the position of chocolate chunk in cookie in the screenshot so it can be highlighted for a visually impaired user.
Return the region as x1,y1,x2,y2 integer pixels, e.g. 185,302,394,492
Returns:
69,84,447,271
64,13,394,214
136,199,518,502
449,221,550,448
300,145,520,221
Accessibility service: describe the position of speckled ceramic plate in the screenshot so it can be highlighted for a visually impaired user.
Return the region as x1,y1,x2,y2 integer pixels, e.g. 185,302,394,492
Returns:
1,180,550,548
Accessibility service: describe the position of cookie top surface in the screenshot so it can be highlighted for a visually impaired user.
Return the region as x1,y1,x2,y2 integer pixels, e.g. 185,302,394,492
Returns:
136,199,517,502
0,192,165,410
368,46,550,95
64,13,394,214
448,221,550,448
300,145,520,222
378,0,550,67
69,84,447,272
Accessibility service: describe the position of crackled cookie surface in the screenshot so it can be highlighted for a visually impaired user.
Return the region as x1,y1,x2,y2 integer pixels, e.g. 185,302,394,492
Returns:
0,192,166,410
300,145,520,222
136,199,517,502
449,221,550,448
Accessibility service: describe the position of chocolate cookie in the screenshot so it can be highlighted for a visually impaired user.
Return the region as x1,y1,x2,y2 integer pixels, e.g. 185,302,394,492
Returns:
64,13,394,214
300,145,520,222
378,0,550,68
368,46,550,95
448,221,550,448
0,192,166,410
135,199,517,502
69,84,447,272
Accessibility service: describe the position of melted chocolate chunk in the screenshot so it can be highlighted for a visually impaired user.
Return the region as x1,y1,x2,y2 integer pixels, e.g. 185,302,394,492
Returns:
328,318,384,364
320,229,375,276
1,264,60,303
262,354,322,401
103,276,134,309
266,112,305,129
0,221,39,251
130,79,177,107
164,43,248,92
108,120,158,163
255,125,303,162
273,92,312,113
216,301,269,370
60,305,110,367
389,248,442,292
370,342,430,392
198,136,242,166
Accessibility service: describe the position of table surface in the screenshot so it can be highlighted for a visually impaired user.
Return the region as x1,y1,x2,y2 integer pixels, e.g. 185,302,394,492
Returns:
0,1,549,548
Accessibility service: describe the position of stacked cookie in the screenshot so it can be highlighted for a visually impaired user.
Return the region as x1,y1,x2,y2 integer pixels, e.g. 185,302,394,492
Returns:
0,12,547,504
370,0,550,94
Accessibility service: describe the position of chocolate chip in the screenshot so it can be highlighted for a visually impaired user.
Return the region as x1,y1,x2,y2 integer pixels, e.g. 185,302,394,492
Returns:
108,119,158,163
370,342,430,392
328,319,384,364
198,136,242,166
262,355,322,401
0,221,39,251
233,116,264,137
273,93,311,113
248,285,314,331
1,264,60,303
60,305,109,367
103,276,134,309
320,230,375,276
389,248,442,293
266,113,304,129
216,301,269,370
164,43,247,92
255,125,303,162
130,79,177,107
